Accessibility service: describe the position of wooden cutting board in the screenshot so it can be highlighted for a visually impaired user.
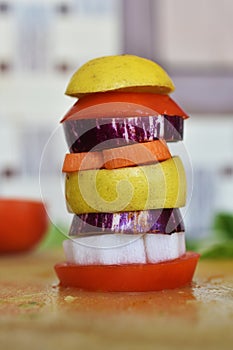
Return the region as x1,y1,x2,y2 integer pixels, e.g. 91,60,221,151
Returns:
0,249,233,350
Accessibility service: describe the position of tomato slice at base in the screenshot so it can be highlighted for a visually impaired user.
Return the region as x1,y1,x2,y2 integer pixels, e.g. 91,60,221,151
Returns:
54,252,199,292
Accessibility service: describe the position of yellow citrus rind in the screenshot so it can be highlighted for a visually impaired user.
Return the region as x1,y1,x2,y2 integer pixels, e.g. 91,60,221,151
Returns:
65,55,175,98
65,156,186,214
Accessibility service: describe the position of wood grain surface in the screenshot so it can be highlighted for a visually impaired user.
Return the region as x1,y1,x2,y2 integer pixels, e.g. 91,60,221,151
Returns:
0,250,233,350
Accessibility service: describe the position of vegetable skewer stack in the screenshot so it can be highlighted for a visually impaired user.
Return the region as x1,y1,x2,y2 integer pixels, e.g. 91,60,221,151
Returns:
55,55,199,291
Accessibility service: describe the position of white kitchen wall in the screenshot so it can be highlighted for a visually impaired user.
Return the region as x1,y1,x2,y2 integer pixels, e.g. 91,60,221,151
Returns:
184,116,233,238
0,0,122,125
157,0,233,67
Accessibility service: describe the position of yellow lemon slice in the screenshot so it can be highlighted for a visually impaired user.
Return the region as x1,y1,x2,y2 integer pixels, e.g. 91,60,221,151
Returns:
65,55,175,98
65,156,186,214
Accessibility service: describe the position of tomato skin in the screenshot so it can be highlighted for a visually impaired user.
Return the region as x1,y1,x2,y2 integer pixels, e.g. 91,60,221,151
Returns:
0,199,48,253
55,252,199,292
61,92,189,122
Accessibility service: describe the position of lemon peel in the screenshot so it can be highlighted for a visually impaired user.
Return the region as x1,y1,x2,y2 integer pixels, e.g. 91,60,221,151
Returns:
65,156,186,214
65,55,175,98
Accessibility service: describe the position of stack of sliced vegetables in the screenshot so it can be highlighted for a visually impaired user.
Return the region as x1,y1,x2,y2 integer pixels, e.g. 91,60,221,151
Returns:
55,55,199,291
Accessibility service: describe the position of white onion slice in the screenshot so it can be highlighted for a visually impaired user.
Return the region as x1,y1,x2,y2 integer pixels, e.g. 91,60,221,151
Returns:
144,233,186,263
63,234,146,265
63,233,186,265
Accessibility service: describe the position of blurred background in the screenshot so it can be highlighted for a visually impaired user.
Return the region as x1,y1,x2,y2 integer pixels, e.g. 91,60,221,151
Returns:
0,0,233,248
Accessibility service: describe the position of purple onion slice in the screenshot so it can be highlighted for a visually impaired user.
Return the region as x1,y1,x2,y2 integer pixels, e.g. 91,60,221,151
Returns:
69,208,185,236
63,115,183,153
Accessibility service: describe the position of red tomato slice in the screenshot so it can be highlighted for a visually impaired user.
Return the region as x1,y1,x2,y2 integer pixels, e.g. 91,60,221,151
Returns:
61,92,189,122
55,252,199,292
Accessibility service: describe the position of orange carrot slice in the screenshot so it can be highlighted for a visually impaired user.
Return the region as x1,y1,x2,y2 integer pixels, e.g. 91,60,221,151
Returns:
62,152,104,172
63,140,171,172
103,140,171,169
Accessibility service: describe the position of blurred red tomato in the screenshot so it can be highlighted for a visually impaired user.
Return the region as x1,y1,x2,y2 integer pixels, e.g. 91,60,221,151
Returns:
0,198,48,253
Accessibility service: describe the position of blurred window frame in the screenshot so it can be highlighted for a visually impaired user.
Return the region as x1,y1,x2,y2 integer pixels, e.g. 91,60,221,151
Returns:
122,0,233,114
